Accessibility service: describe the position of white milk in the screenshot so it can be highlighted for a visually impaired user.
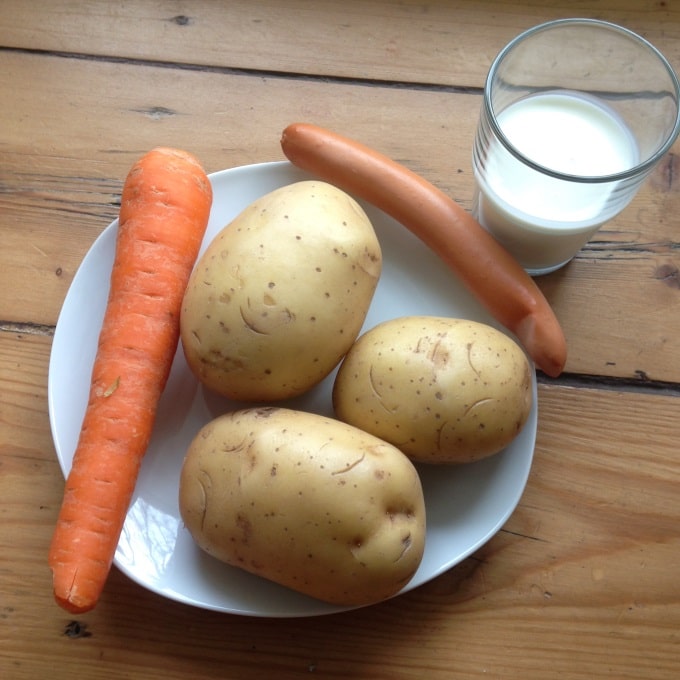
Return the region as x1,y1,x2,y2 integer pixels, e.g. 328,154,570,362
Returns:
473,91,639,273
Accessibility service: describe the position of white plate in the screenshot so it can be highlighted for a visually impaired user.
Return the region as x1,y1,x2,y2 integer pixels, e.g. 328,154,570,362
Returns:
48,161,537,617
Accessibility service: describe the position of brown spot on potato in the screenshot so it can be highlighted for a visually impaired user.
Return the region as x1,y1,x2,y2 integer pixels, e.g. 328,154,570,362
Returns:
235,513,252,545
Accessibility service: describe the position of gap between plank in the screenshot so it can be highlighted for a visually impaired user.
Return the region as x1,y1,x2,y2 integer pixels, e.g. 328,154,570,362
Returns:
0,45,482,95
537,371,680,397
0,320,55,337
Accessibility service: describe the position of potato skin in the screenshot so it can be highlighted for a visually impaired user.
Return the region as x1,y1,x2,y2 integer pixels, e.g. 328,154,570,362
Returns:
178,407,426,606
333,316,533,464
180,181,382,401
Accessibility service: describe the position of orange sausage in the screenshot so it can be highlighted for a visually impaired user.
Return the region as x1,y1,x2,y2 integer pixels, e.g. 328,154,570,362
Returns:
280,122,567,378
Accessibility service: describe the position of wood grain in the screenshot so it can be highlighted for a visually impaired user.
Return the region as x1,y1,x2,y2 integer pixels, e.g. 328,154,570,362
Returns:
2,2,680,678
1,334,678,679
1,0,679,87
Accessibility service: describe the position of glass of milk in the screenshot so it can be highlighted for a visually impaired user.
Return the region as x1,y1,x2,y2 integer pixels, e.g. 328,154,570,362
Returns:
472,19,680,275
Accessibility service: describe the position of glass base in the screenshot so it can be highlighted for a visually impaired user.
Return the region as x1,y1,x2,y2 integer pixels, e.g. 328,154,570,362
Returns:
524,257,574,276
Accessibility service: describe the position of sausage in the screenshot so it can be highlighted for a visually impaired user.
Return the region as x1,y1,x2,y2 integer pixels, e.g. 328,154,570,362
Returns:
280,122,567,377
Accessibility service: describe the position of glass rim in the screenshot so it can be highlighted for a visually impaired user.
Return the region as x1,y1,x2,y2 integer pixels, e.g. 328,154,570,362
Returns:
484,18,680,183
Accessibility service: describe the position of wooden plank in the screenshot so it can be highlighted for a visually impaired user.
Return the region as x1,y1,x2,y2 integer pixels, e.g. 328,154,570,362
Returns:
1,0,679,87
0,49,480,328
2,51,679,381
2,332,678,679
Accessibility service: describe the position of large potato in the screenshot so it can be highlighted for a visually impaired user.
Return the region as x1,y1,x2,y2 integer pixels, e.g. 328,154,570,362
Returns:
333,316,533,463
180,181,382,401
179,407,426,606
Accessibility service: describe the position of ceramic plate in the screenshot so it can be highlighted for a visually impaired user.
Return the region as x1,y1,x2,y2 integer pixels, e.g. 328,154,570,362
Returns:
48,161,537,617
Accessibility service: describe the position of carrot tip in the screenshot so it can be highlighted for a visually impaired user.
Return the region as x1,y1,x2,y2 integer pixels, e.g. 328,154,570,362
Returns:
54,593,95,615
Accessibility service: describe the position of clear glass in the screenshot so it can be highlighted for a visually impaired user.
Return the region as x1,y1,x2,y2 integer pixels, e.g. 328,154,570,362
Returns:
472,19,680,275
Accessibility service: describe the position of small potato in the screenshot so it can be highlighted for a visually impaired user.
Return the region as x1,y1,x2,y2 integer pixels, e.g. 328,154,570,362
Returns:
333,316,533,463
179,407,426,606
180,181,382,401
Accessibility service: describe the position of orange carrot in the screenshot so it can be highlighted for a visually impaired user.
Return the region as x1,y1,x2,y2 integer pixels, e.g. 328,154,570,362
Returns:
48,147,213,613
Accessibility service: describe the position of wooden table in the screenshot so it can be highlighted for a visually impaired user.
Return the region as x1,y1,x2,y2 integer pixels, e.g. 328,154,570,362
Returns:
2,2,679,678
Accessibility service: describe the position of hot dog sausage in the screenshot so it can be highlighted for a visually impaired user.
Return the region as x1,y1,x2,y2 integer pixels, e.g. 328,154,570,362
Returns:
280,122,567,377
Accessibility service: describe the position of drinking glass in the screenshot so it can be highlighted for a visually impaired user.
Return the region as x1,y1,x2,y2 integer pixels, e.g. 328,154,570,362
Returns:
472,18,680,275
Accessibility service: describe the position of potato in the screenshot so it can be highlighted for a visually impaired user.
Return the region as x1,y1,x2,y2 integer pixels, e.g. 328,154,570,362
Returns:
180,181,382,401
178,407,426,606
333,316,533,464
